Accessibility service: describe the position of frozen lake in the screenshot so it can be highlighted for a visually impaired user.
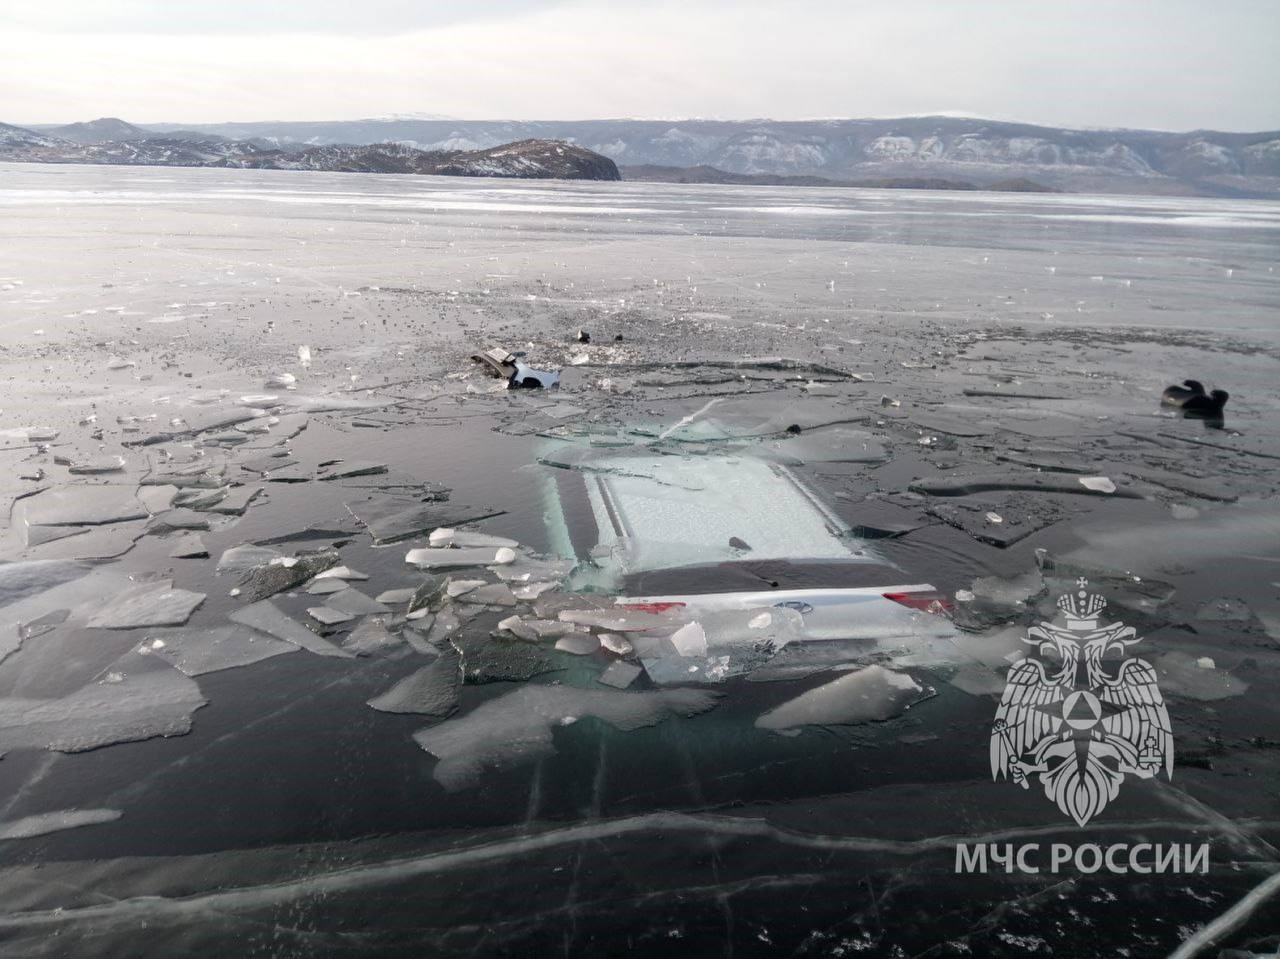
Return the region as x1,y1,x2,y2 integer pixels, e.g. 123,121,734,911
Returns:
0,163,1278,957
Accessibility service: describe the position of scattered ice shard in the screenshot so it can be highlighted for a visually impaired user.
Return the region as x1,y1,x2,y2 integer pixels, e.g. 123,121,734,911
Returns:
0,808,122,840
324,588,390,616
554,634,600,655
368,647,461,716
428,528,519,549
557,607,686,632
669,622,708,657
307,606,354,626
306,578,348,595
342,618,403,656
216,544,283,572
375,588,417,605
17,486,148,530
238,551,339,602
318,461,388,481
314,566,369,582
143,625,298,676
297,345,312,367
0,656,207,756
414,684,719,790
457,583,518,606
168,533,208,559
351,501,506,545
755,665,932,731
404,547,517,570
85,580,206,629
67,455,127,475
1078,476,1117,494
597,660,642,689
228,600,354,658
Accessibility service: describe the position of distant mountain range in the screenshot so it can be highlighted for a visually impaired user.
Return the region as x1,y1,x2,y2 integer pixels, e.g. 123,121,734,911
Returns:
5,115,1280,195
0,121,620,180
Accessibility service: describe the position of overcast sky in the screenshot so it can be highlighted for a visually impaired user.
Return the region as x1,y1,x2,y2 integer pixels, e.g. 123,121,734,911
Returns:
2,0,1276,131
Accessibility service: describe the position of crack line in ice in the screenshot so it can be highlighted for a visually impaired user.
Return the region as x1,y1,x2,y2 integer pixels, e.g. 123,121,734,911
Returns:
1167,866,1280,959
0,813,1270,929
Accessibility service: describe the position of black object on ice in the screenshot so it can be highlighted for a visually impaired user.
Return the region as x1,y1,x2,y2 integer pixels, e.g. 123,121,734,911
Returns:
1161,379,1206,406
1181,389,1229,415
576,329,591,343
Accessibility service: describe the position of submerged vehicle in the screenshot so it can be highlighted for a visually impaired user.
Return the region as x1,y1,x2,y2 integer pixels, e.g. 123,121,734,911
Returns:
540,443,956,683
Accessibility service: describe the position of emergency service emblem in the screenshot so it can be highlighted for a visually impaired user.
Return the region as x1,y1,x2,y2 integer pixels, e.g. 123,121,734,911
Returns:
991,579,1174,826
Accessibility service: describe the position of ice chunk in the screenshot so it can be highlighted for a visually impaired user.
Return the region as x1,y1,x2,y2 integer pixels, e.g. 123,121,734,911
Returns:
228,600,354,658
669,622,708,657
238,551,339,602
216,544,283,572
86,580,205,629
318,461,388,481
168,533,208,559
375,588,417,605
368,647,461,716
1078,476,1117,494
414,684,719,789
307,606,354,626
755,665,931,731
143,625,297,676
0,657,207,756
404,547,517,570
206,485,262,515
306,578,348,595
446,579,486,598
555,634,600,656
314,566,369,581
599,633,634,655
350,501,505,545
324,588,390,616
342,618,403,656
0,808,122,840
597,661,642,689
428,528,519,549
17,486,148,529
67,455,127,475
458,583,517,606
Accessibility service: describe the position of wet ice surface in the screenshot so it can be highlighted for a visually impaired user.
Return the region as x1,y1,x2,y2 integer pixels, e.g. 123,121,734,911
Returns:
0,164,1278,957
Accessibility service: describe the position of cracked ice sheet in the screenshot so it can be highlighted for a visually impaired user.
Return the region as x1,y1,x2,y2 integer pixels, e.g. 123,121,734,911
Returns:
414,684,720,790
0,654,206,757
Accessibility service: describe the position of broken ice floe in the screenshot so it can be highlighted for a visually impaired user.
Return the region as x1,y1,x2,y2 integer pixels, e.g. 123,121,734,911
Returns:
141,625,298,676
755,665,931,732
404,546,517,570
85,580,205,629
0,656,206,756
368,647,461,716
228,600,353,659
413,684,719,790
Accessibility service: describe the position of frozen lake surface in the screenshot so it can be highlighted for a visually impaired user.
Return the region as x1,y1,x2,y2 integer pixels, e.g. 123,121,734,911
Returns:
0,163,1278,957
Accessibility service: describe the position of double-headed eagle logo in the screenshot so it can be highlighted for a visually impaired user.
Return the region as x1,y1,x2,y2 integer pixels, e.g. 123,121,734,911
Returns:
991,579,1173,826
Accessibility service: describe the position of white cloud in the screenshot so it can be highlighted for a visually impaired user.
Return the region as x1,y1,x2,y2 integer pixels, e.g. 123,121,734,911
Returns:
0,0,1276,130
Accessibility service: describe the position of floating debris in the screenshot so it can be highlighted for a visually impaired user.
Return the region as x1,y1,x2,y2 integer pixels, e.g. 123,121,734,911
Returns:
238,551,339,602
